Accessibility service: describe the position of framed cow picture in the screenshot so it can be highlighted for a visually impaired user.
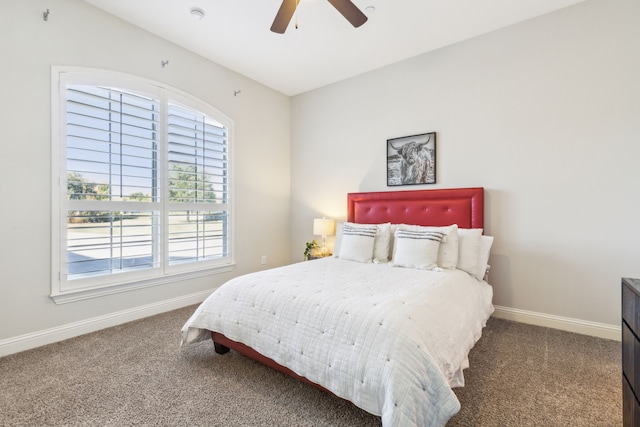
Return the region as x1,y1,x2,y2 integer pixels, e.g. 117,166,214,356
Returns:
387,132,436,186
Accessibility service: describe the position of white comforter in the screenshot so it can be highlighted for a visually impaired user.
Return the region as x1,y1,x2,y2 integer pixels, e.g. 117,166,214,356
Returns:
181,257,493,427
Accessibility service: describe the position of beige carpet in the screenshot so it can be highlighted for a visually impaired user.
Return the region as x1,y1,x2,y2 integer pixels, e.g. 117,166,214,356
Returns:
0,305,621,426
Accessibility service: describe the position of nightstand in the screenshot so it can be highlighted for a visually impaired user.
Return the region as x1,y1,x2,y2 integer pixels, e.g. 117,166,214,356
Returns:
307,254,332,260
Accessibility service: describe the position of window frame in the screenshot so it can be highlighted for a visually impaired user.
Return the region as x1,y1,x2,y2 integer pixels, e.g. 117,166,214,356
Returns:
51,67,234,303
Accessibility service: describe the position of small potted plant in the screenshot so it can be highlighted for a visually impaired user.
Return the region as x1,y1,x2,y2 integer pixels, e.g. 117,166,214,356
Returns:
303,240,319,260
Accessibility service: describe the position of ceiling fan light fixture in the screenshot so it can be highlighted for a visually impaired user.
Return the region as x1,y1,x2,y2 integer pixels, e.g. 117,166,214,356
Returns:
190,7,205,20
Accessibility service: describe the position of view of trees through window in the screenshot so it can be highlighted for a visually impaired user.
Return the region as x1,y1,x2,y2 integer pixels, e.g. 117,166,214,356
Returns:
67,163,218,221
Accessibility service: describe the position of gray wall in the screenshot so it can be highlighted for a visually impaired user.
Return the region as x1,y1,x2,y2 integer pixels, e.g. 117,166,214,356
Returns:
290,0,640,329
0,1,291,347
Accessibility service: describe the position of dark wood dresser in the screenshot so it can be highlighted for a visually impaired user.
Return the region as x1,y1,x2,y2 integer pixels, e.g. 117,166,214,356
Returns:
622,277,640,426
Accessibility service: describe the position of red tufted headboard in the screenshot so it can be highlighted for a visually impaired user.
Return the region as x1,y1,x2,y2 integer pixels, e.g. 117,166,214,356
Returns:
347,187,484,229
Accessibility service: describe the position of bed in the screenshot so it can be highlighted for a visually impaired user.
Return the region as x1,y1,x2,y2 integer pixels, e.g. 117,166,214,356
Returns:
181,187,494,427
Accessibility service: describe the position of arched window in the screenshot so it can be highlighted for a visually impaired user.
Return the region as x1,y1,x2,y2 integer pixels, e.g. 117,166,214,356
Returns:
51,68,233,302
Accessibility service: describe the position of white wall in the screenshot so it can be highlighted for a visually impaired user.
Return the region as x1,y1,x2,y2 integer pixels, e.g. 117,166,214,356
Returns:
0,1,291,349
2,0,636,354
290,0,640,330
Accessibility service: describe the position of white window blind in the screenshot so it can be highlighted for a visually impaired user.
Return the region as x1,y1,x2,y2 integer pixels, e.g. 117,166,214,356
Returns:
66,86,161,280
52,68,233,300
167,102,229,265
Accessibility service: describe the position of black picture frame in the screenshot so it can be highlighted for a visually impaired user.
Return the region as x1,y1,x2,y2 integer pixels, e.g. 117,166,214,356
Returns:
387,132,436,186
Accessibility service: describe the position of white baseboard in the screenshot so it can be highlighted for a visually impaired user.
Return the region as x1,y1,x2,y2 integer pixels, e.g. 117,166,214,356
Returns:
0,289,215,358
492,305,621,341
1,297,620,358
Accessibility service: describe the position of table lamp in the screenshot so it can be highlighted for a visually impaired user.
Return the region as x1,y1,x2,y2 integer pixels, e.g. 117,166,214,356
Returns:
313,218,335,256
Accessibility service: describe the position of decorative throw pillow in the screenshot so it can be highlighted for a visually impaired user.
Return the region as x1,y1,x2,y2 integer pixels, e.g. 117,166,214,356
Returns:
396,224,459,269
457,228,483,276
338,223,377,263
335,222,392,262
392,228,445,270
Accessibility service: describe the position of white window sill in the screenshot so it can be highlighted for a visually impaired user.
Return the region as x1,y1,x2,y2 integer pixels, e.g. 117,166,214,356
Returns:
50,264,235,304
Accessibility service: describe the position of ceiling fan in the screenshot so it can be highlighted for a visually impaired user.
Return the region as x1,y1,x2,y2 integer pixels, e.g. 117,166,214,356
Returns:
270,0,368,34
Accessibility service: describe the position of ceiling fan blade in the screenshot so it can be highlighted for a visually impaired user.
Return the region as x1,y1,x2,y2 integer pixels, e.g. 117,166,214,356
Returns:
271,0,298,34
326,0,368,28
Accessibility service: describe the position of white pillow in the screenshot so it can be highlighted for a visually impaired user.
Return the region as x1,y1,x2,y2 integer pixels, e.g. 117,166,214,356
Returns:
338,223,377,263
457,228,483,276
475,235,494,281
388,223,399,256
396,224,459,269
332,221,344,257
334,222,392,262
373,223,392,262
392,228,445,270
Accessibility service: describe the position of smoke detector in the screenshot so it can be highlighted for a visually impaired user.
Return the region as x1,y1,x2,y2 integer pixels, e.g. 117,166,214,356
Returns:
190,7,205,20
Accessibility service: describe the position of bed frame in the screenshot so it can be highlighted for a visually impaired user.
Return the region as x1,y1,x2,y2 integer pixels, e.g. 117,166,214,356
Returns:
211,187,484,393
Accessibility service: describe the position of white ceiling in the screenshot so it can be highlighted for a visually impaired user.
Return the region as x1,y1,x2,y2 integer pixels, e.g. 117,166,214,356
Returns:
83,0,587,96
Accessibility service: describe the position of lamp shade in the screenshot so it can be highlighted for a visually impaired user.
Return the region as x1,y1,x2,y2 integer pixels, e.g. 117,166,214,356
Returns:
313,218,335,236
